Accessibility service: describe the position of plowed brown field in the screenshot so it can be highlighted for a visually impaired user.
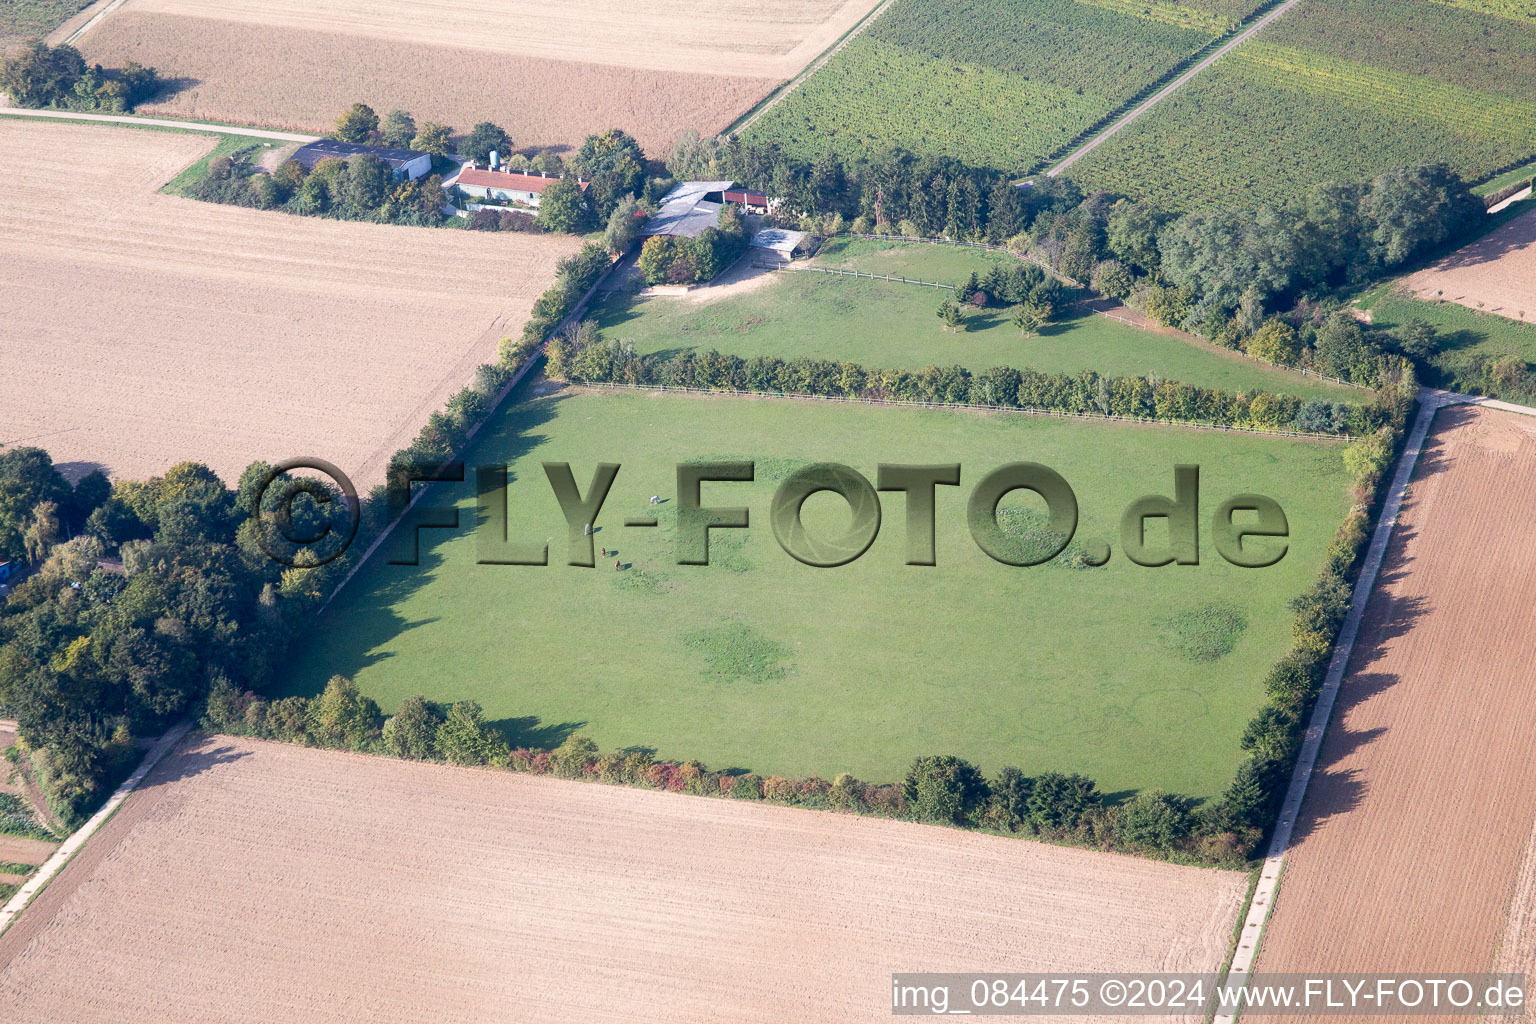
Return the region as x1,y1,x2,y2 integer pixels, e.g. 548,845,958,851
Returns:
1402,207,1536,323
0,735,1247,1023
0,118,579,488
1252,405,1536,1007
72,0,884,153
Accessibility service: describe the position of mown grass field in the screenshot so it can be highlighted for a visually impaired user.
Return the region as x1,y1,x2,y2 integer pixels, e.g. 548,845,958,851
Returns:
742,0,1250,172
1070,0,1536,209
282,387,1353,803
596,238,1363,401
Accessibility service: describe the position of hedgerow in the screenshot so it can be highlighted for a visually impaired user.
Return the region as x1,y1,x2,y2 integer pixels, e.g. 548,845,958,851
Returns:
546,325,1393,437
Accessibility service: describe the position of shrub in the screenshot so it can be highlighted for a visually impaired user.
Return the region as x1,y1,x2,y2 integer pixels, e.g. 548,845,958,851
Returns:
551,733,599,779
308,675,381,749
728,773,763,799
1118,790,1192,852
981,765,1033,832
382,696,444,760
902,754,989,825
1026,772,1099,834
435,700,508,766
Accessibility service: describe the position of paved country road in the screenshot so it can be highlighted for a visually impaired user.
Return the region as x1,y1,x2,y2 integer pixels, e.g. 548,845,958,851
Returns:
1047,0,1303,177
0,106,318,143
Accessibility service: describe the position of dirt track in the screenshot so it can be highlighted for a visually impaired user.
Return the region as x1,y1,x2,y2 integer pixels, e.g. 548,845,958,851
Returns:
0,735,1246,1023
1251,405,1536,1007
1402,207,1536,323
0,118,578,489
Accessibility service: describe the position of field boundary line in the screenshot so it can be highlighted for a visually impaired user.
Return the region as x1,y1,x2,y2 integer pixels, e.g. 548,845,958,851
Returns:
0,720,192,939
1215,385,1536,1019
54,0,130,46
0,107,319,143
726,0,897,137
1045,0,1301,178
317,258,622,613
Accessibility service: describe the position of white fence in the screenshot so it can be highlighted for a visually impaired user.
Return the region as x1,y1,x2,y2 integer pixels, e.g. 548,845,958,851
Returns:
767,263,954,290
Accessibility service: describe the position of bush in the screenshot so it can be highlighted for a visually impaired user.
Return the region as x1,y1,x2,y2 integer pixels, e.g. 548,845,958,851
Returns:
550,734,599,779
728,773,763,799
1026,772,1099,834
903,755,989,825
382,696,444,760
1117,790,1191,852
435,701,508,766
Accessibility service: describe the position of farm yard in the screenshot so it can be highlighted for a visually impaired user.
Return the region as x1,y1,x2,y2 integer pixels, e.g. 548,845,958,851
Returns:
742,0,1266,172
1070,0,1536,209
1250,405,1536,996
280,385,1353,801
0,117,579,487
595,237,1366,401
0,735,1248,1022
68,0,887,154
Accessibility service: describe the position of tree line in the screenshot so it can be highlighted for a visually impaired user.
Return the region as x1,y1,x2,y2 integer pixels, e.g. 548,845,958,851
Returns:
0,40,161,113
669,133,1488,388
547,322,1399,438
0,324,563,825
198,676,1234,864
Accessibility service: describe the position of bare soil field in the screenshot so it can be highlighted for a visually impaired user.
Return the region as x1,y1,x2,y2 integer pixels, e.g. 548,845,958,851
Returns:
0,838,55,869
0,118,579,489
0,735,1247,1023
1402,207,1536,322
69,0,884,153
82,0,882,78
1251,405,1536,1005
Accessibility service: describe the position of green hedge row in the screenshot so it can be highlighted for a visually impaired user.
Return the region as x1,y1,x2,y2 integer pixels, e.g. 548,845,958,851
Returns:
548,329,1399,438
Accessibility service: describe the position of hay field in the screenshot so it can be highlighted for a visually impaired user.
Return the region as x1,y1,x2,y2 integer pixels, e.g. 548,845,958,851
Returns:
1401,207,1536,323
73,0,884,152
0,735,1248,1023
1251,406,1536,996
0,117,580,488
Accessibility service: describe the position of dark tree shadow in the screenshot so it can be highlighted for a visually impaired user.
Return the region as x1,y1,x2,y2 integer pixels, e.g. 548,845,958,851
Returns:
138,740,252,793
490,716,585,750
145,76,200,102
52,460,107,484
276,384,567,700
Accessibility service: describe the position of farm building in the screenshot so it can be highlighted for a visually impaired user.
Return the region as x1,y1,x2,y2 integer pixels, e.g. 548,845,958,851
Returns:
642,181,769,238
749,228,814,268
455,169,587,208
291,140,432,180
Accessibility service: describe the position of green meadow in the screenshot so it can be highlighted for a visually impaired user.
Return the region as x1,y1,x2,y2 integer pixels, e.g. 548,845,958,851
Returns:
594,238,1362,402
282,387,1353,803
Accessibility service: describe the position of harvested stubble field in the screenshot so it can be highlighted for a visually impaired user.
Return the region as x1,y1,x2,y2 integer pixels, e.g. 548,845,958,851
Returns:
1401,207,1536,324
0,118,579,488
71,0,883,152
0,735,1247,1023
1251,405,1536,1002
